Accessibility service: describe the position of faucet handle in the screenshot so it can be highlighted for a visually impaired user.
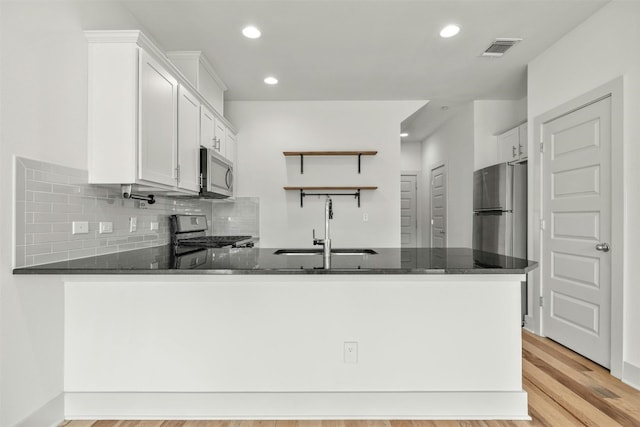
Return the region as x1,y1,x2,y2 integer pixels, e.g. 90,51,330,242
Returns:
312,229,323,246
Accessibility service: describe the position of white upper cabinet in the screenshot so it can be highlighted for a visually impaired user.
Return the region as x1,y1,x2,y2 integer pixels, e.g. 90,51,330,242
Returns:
166,51,227,115
138,50,178,187
200,105,215,150
497,123,527,163
214,118,227,158
177,85,200,192
518,122,528,160
86,30,237,195
226,130,237,166
169,51,236,162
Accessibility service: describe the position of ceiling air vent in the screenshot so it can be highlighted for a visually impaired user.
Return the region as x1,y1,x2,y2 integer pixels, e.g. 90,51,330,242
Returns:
481,38,522,57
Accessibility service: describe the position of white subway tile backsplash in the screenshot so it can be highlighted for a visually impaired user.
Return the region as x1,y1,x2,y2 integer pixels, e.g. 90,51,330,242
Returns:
33,212,68,223
51,223,71,233
14,156,218,267
26,224,52,233
51,240,84,252
14,157,258,268
32,252,68,265
33,192,69,203
26,243,53,256
26,202,53,213
68,248,97,260
52,203,83,214
33,232,70,244
15,246,26,266
51,184,82,195
27,180,53,192
96,246,118,256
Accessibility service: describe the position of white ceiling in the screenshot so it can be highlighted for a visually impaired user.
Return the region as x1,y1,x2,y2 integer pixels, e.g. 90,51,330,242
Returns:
118,0,608,139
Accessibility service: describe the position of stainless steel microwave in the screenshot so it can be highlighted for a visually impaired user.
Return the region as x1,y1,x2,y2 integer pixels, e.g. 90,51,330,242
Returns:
200,148,233,198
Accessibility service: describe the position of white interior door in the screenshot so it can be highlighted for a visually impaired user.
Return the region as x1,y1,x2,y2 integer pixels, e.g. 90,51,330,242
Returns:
542,96,611,368
400,174,417,248
430,165,446,248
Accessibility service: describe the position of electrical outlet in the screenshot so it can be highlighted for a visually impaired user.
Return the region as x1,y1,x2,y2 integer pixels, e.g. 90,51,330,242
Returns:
72,221,89,235
129,216,137,232
363,213,369,222
150,221,159,231
344,341,358,364
99,222,113,234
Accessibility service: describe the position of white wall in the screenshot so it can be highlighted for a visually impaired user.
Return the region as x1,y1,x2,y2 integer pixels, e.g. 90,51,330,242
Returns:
226,101,425,248
528,0,640,389
400,141,422,171
473,99,527,170
0,2,146,426
420,103,474,248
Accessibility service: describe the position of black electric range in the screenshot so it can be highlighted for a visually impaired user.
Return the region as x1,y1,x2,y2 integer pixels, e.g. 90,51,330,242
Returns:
170,215,255,250
169,214,256,269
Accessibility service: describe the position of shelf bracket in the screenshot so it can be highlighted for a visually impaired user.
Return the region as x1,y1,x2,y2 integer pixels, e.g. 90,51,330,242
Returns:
298,189,362,208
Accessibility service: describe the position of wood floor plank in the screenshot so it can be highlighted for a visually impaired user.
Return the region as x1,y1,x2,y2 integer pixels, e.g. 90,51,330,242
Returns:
523,377,584,427
525,348,640,426
523,357,623,427
59,422,96,427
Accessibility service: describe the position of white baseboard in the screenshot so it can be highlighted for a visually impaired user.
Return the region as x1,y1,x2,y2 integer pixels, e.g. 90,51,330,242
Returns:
623,361,640,391
65,391,530,420
15,393,64,427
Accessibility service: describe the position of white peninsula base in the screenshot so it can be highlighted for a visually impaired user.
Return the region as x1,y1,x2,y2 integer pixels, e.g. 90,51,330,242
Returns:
64,274,529,420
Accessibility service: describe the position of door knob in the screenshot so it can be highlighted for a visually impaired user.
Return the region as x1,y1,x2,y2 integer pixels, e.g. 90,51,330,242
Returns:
595,243,610,252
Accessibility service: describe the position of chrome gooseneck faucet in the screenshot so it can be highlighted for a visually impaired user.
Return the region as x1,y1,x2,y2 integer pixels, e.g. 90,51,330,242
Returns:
313,196,333,269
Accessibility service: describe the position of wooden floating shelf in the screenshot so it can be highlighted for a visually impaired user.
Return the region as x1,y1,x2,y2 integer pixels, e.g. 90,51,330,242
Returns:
283,151,378,174
283,186,377,207
283,151,378,156
283,186,378,191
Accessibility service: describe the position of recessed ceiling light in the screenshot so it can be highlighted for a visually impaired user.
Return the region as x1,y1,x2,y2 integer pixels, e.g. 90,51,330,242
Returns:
440,24,460,38
242,26,261,39
264,76,278,85
400,132,409,138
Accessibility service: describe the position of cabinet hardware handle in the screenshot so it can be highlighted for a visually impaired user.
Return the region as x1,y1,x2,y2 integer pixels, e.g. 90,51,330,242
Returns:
512,146,517,158
519,144,523,156
595,243,610,252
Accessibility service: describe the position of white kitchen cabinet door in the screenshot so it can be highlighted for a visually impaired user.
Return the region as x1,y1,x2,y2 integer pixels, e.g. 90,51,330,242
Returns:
497,126,520,164
200,106,215,150
177,85,200,193
518,122,528,160
225,130,237,165
214,118,227,158
138,49,178,187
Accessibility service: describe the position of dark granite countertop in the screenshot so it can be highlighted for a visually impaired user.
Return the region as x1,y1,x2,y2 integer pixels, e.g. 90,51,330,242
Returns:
13,245,537,275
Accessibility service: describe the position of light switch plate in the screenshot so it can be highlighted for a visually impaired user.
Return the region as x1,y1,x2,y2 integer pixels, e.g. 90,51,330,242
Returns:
129,217,137,232
99,222,113,234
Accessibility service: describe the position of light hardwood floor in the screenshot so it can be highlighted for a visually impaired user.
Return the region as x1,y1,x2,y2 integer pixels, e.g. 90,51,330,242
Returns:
61,331,640,427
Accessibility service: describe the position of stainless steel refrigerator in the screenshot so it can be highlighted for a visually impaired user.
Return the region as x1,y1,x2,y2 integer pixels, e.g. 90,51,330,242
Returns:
472,162,527,258
473,162,528,322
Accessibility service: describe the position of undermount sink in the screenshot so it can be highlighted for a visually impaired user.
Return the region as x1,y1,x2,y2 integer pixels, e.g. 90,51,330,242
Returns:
274,248,378,256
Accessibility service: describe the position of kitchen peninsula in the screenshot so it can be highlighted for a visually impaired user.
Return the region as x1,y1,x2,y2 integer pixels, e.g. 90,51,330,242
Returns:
14,247,536,421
